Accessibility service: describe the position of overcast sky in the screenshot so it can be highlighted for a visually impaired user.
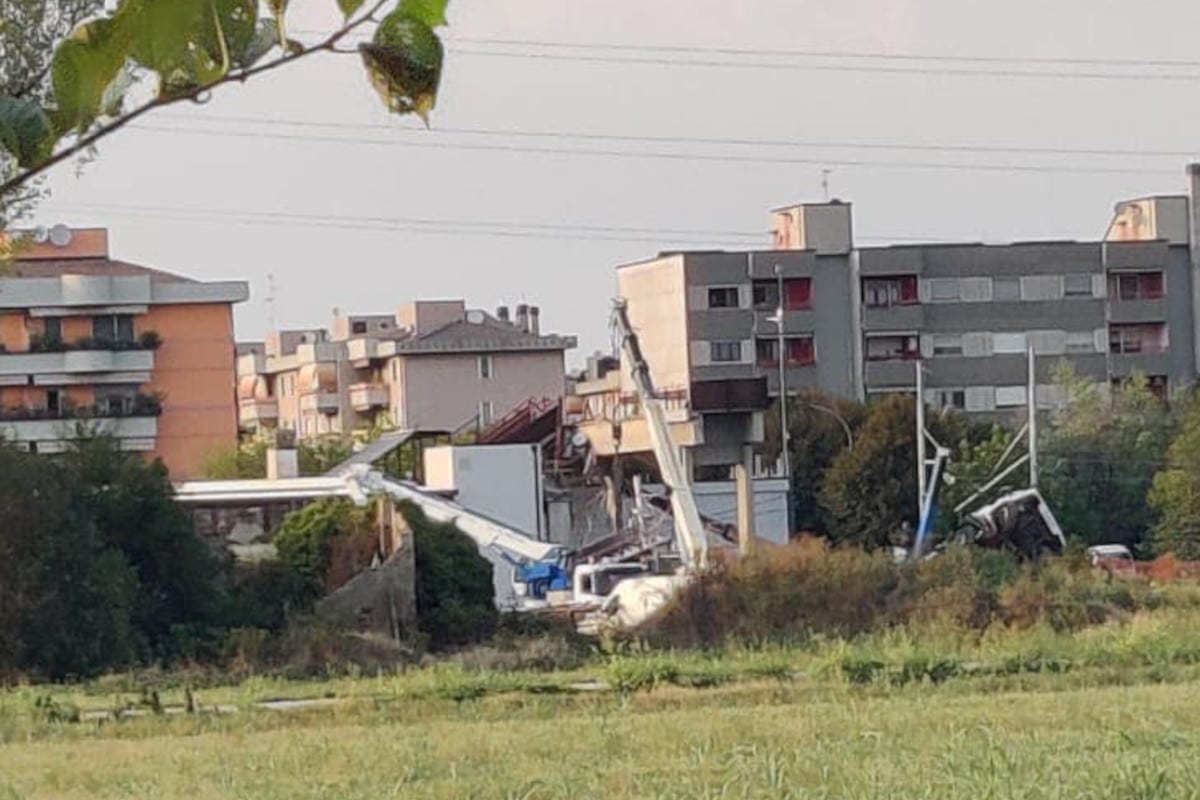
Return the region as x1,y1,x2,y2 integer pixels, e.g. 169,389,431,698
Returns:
32,0,1200,364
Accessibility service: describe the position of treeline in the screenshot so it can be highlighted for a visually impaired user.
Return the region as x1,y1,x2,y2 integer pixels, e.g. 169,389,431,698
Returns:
770,365,1200,558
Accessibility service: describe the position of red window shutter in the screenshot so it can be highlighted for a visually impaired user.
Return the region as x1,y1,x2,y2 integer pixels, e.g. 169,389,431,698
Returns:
787,337,814,366
899,276,918,303
1141,272,1164,299
784,278,812,310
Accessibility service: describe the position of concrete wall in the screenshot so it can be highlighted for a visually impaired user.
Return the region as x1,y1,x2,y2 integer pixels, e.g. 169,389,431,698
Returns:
399,350,566,431
617,255,690,394
423,443,542,536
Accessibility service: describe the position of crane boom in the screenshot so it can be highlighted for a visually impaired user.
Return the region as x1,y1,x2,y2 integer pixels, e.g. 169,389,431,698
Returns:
611,299,708,570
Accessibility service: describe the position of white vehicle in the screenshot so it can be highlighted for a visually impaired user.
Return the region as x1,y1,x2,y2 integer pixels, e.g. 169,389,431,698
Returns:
1086,544,1136,577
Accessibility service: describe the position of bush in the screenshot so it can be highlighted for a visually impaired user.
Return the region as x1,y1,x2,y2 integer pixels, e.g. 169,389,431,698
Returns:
402,500,498,649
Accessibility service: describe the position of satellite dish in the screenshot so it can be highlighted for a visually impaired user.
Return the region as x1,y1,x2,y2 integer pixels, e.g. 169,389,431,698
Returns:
31,226,49,244
48,224,73,247
570,431,589,448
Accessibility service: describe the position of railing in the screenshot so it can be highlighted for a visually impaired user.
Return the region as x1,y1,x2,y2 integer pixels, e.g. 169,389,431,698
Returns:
21,330,162,354
0,392,163,422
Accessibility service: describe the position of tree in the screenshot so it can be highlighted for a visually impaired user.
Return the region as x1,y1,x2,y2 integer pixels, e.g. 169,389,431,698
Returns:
0,442,138,679
61,435,227,659
0,0,450,220
1149,394,1200,559
818,395,988,550
1040,364,1175,551
760,390,867,535
274,497,374,600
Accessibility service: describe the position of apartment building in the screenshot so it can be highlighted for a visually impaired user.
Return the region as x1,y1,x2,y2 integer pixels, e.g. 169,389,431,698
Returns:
238,300,577,440
0,227,248,477
593,166,1200,474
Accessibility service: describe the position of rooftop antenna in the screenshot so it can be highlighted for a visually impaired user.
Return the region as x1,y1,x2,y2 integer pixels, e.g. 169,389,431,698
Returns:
266,273,277,331
821,169,832,202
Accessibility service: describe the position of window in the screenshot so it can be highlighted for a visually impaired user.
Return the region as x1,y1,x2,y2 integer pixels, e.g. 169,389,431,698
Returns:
1110,324,1167,355
993,332,1027,354
351,321,368,334
478,354,494,379
45,389,61,414
931,334,963,357
42,318,62,342
995,386,1027,408
710,341,742,363
707,287,740,309
786,336,815,366
1063,274,1094,298
865,334,919,361
863,276,918,308
92,314,135,343
932,389,966,410
1147,375,1169,402
959,277,993,302
755,339,778,366
994,277,1021,302
1110,271,1165,301
1065,331,1096,354
479,401,494,425
783,278,812,310
1021,276,1063,301
927,278,960,302
752,281,778,310
95,387,137,416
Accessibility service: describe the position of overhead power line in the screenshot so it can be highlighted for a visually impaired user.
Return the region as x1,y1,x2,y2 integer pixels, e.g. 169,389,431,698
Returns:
449,47,1200,82
153,112,1200,161
48,200,954,246
127,123,1179,177
298,29,1200,71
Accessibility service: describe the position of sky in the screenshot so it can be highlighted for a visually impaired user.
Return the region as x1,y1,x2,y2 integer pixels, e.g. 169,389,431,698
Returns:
30,0,1200,365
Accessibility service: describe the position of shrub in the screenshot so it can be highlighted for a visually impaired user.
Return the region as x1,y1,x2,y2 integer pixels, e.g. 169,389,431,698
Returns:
401,500,498,649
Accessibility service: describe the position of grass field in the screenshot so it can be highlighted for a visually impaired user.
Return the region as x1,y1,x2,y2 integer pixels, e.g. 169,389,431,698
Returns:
6,611,1200,798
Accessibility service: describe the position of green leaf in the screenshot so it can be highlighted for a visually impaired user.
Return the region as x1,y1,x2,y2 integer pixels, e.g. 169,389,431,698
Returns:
50,17,133,133
398,0,449,27
0,97,53,168
337,0,367,17
122,0,257,97
360,9,444,122
234,19,280,69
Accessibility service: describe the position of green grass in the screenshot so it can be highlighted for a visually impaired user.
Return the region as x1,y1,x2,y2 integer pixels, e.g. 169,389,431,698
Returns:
6,611,1200,798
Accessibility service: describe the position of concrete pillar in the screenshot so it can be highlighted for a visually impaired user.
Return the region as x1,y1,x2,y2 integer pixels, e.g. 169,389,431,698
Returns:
735,446,756,556
266,447,298,480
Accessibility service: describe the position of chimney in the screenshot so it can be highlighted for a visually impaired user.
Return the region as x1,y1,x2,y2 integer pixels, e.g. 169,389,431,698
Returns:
528,305,540,335
515,303,529,332
497,305,510,324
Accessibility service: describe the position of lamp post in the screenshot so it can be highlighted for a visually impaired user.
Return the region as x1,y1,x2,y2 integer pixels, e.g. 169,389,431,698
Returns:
768,264,791,483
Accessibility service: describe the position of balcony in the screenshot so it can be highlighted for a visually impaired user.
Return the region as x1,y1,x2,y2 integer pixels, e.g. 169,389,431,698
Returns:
0,397,160,452
1108,297,1167,324
300,391,340,415
349,382,389,411
862,302,925,331
865,360,919,389
238,398,279,427
0,349,155,379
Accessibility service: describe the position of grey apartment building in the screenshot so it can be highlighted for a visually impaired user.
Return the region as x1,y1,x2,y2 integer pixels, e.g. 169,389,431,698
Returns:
610,167,1200,471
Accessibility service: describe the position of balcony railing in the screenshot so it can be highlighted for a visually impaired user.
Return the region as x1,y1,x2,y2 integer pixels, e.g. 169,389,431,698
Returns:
348,382,389,411
0,392,163,422
238,398,279,426
300,391,340,414
22,330,162,354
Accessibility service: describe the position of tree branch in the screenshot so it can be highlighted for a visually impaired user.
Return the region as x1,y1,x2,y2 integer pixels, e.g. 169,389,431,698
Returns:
0,0,389,199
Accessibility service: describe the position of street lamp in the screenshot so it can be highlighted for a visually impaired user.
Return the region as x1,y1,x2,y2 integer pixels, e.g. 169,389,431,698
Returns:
767,264,790,482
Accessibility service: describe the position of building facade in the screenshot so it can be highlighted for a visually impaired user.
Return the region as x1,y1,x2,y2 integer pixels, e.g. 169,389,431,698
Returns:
0,227,248,478
589,167,1200,474
237,300,576,440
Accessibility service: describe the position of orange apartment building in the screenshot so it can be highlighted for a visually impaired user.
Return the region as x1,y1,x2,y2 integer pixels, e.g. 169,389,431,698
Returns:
0,227,248,478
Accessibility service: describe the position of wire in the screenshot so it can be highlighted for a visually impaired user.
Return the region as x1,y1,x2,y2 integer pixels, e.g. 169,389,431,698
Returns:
151,112,1200,161
449,47,1200,83
48,201,764,246
297,29,1200,72
125,123,1178,177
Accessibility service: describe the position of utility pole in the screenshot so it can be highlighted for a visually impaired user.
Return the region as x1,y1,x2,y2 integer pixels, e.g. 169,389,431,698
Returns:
821,169,832,201
1028,346,1039,488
